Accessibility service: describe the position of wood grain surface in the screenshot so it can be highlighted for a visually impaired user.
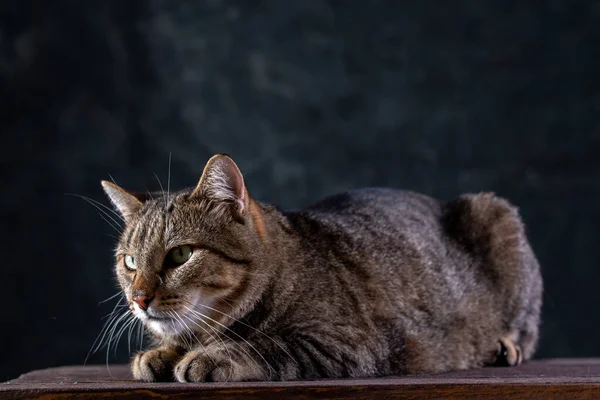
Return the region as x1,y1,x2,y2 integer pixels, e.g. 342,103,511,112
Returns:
3,359,600,399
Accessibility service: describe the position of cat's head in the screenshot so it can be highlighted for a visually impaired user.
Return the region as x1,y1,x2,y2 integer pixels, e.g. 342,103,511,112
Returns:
101,154,268,341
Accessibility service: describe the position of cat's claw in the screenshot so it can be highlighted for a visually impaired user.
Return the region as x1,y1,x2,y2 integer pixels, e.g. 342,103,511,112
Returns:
493,337,523,367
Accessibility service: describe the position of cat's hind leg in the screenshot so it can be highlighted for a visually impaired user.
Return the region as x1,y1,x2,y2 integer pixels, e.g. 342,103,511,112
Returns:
493,335,523,367
444,193,543,366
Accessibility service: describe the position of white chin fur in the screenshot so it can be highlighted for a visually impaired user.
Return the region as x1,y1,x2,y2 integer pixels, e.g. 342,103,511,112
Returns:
147,319,181,336
132,294,216,338
144,313,189,336
131,305,181,336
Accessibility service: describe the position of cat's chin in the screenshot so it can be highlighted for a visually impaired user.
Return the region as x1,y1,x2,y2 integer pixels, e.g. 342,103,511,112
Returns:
142,314,190,337
132,309,187,337
146,318,182,336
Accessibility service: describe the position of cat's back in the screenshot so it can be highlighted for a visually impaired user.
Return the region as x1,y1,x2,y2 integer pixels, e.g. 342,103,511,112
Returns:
287,188,445,245
282,188,455,283
305,187,440,214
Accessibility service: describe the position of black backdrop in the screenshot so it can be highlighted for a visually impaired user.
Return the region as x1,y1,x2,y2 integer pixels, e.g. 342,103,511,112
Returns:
1,0,599,381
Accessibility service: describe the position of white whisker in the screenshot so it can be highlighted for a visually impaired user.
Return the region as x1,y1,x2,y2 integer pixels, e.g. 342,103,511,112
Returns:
164,152,173,236
86,296,125,364
112,314,137,356
108,173,118,185
127,318,136,355
193,302,296,366
99,214,121,234
99,291,123,305
167,152,172,206
105,311,132,366
184,314,233,380
180,311,233,373
183,305,274,379
154,173,165,194
167,311,192,349
65,193,124,226
169,310,220,368
137,320,145,351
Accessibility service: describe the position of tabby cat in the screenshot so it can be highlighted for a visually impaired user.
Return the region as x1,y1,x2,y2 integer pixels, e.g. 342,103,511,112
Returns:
101,154,542,382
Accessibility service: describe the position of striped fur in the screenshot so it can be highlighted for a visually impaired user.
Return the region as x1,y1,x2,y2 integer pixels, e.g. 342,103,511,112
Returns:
102,154,543,382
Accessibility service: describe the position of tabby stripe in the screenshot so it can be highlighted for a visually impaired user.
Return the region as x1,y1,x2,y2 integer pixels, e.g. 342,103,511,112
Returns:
129,222,143,248
334,269,364,317
285,344,308,379
201,280,231,290
298,333,343,367
214,274,251,325
135,217,149,245
268,347,290,377
124,224,136,247
125,206,153,247
199,245,251,264
145,214,164,248
293,337,329,378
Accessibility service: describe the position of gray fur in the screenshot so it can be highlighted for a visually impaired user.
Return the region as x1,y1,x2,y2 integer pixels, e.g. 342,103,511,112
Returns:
102,154,542,382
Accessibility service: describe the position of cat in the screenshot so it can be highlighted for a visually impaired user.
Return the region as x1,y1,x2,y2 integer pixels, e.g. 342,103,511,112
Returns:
101,154,543,382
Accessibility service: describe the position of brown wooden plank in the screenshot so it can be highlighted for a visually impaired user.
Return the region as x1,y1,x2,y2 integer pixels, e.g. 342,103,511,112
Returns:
3,359,600,399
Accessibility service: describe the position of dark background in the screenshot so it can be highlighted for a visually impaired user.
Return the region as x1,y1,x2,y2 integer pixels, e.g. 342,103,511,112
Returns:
1,0,599,381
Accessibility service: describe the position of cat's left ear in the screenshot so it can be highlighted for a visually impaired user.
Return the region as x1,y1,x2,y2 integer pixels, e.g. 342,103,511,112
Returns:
191,154,248,221
101,180,143,222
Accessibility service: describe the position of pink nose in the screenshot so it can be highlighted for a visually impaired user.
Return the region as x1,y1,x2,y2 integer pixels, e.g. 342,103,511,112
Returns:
132,294,154,310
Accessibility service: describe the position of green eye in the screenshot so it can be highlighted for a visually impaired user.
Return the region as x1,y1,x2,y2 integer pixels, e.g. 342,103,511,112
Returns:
124,255,136,271
166,245,193,267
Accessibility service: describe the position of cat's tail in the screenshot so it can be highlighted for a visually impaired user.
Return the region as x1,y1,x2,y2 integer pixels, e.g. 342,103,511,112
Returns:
443,192,543,361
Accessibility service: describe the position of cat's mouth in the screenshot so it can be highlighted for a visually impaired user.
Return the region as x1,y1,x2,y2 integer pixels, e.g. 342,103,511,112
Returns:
136,309,184,336
146,315,169,321
131,294,214,337
132,307,174,323
143,309,173,321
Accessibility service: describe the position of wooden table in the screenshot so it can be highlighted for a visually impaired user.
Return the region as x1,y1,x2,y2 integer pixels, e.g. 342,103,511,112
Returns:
3,359,600,399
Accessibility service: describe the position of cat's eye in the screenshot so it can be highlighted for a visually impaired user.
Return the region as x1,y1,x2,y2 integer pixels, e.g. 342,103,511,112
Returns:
124,255,136,271
165,245,193,267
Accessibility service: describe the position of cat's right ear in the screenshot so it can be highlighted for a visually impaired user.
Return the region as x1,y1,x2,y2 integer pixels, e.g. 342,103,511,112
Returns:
190,154,249,222
101,180,143,222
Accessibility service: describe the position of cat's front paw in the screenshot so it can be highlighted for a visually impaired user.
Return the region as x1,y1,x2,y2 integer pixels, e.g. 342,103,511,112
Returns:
132,346,182,382
174,346,267,382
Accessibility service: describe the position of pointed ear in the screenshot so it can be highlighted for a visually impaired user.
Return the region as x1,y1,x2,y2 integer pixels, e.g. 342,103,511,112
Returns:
191,154,248,220
101,180,143,222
